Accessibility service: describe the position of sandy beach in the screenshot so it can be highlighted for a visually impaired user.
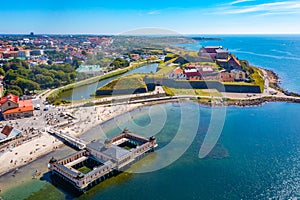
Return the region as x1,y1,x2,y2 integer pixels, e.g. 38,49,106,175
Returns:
0,103,142,176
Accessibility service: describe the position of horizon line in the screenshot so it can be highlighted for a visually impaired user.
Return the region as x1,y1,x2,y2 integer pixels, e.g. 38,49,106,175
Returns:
1,33,300,36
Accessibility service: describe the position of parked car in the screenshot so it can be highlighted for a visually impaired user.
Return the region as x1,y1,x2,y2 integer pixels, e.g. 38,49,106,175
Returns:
34,104,41,110
44,105,49,111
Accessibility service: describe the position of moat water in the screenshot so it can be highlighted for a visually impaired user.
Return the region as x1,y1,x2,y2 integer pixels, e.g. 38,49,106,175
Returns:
60,63,158,101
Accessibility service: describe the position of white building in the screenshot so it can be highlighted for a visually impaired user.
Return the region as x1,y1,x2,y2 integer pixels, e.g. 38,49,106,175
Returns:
0,125,22,144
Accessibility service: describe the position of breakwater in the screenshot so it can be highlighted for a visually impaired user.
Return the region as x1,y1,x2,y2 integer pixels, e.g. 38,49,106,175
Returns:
196,96,300,107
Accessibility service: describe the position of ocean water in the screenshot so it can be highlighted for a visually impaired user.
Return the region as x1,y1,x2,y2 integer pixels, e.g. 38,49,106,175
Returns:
1,102,300,199
1,35,300,200
180,35,300,93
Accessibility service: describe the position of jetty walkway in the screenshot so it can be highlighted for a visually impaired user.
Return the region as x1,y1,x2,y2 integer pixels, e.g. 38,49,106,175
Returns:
48,129,86,150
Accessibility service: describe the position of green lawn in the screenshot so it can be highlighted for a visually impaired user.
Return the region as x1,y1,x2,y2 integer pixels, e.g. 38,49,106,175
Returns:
250,66,264,92
166,88,221,97
98,74,147,91
222,81,253,86
77,166,93,174
155,65,177,76
155,58,179,76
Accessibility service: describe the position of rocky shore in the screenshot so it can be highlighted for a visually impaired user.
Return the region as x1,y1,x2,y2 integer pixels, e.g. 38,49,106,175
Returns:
225,96,300,107
265,68,300,97
194,96,300,107
265,68,283,91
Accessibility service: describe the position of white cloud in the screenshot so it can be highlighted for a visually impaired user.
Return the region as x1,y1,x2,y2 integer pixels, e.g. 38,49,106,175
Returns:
219,0,300,15
147,10,160,15
229,0,255,5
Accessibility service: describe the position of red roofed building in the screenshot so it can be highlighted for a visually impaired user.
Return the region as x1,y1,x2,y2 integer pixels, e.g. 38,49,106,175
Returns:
0,94,34,120
2,51,18,58
130,54,140,60
199,46,222,60
228,55,241,69
1,125,14,137
184,67,200,77
217,55,242,70
168,67,187,79
220,70,235,82
0,125,22,143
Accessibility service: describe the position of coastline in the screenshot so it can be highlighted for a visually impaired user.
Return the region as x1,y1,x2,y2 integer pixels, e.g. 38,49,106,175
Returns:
1,58,299,178
1,93,300,178
0,103,143,177
194,96,300,107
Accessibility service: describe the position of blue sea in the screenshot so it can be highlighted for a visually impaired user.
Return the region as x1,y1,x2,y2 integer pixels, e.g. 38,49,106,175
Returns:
181,34,300,93
0,35,300,200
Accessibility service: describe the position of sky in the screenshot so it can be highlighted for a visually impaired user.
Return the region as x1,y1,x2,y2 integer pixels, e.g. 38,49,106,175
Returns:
1,0,300,34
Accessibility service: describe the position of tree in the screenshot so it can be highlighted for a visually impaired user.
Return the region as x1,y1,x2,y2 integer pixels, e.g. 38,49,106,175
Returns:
0,67,5,76
3,60,78,92
10,63,19,70
6,89,21,96
110,58,129,69
72,59,81,69
16,78,40,93
8,85,23,96
35,74,54,87
4,70,18,83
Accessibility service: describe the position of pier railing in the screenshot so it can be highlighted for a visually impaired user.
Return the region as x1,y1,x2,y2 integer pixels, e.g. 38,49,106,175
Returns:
81,162,116,188
48,129,86,150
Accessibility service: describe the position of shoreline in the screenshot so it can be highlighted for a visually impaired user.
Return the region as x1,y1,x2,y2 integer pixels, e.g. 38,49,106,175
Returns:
0,103,143,177
1,61,299,178
1,95,300,178
194,96,300,107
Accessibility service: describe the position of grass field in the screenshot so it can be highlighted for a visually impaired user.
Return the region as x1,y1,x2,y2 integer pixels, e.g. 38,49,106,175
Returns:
167,88,222,97
77,166,93,174
250,66,264,92
155,65,177,76
98,74,147,91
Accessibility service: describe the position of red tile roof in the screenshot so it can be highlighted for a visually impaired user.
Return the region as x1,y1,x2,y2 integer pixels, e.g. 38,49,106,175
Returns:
1,125,13,137
230,55,241,66
173,67,183,75
202,46,222,54
2,100,33,115
0,94,19,105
